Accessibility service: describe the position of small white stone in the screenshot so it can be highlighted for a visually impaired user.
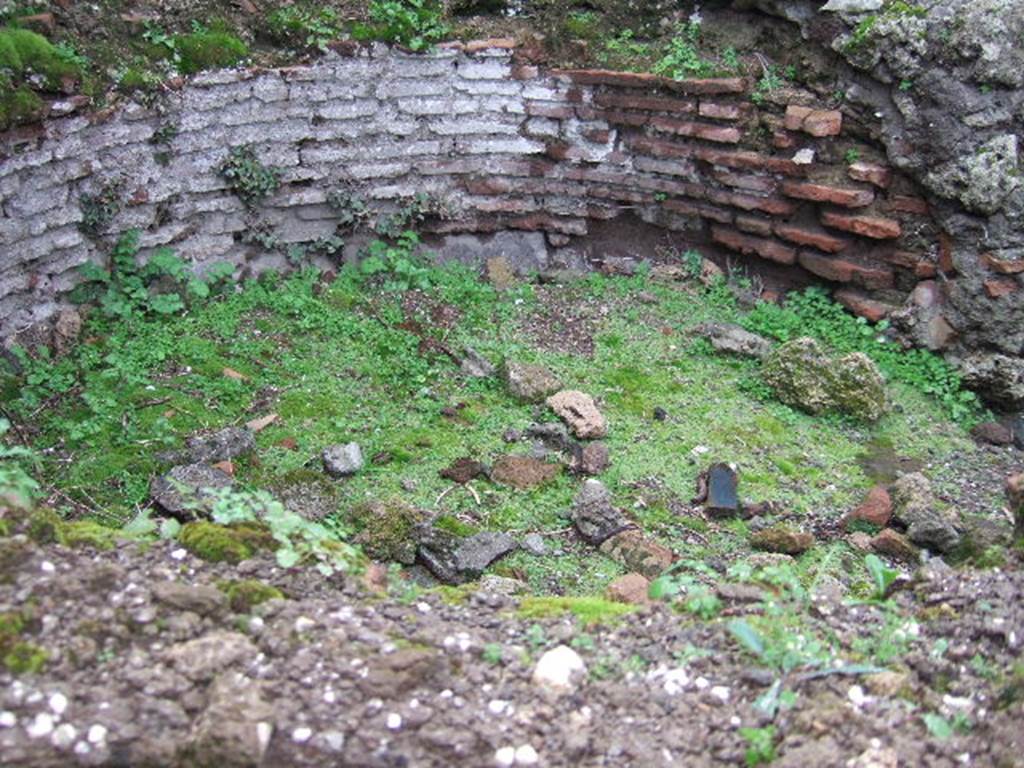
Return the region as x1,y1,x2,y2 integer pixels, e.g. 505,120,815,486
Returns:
27,713,55,738
74,741,91,755
40,561,56,573
488,699,509,715
386,713,402,730
170,548,188,560
0,711,16,728
729,716,742,727
87,724,107,744
49,692,68,716
294,617,316,633
710,686,730,702
495,746,516,767
694,676,709,690
257,722,273,753
532,645,586,693
514,744,539,765
416,601,432,613
322,730,345,751
51,723,77,749
323,690,336,704
848,685,870,707
793,148,815,165
292,726,313,743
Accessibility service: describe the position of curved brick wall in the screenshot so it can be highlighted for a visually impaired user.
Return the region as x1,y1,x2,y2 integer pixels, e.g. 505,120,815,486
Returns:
0,40,940,338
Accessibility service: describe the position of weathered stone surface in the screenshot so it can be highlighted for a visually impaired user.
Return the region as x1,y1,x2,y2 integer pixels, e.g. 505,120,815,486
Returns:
150,463,233,519
958,353,1024,410
152,581,227,616
891,472,961,553
490,455,560,489
571,479,630,545
186,673,274,768
322,443,364,477
970,421,1013,446
460,346,496,378
440,457,488,484
1007,473,1024,540
750,525,814,555
570,441,610,476
762,337,887,421
606,573,651,605
845,486,893,529
705,463,740,517
546,390,608,439
453,531,516,578
503,362,562,403
698,322,772,359
870,528,919,563
599,529,674,578
165,631,257,682
186,427,256,464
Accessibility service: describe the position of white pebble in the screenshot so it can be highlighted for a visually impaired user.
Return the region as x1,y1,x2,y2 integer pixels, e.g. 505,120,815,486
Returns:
532,646,586,693
515,744,539,765
87,725,107,744
74,741,91,755
694,676,709,690
710,686,730,702
49,692,68,716
292,727,312,743
0,711,16,728
848,685,870,707
170,548,188,560
416,601,432,613
488,699,509,715
386,713,402,730
51,723,77,749
40,561,56,573
729,716,741,727
26,713,55,738
294,617,316,633
495,746,516,767
323,690,336,704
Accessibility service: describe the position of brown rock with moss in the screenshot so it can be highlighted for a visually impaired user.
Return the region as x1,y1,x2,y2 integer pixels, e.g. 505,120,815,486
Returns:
870,528,920,563
490,455,561,489
599,530,673,579
606,573,652,605
351,501,426,564
750,525,815,555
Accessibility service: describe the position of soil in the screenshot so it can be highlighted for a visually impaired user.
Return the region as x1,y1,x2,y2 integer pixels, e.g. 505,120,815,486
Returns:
1,534,1022,767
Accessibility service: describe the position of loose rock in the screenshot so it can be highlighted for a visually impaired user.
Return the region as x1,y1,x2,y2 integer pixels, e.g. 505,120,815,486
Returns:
503,362,562,403
570,441,610,476
460,347,496,378
891,472,960,553
490,455,560,489
532,645,586,694
322,443,364,477
150,463,233,519
845,486,893,529
697,322,772,359
870,528,919,563
546,390,608,439
599,529,674,579
749,525,815,555
152,581,228,616
606,573,651,605
571,480,631,545
186,427,256,464
970,421,1013,446
762,337,887,421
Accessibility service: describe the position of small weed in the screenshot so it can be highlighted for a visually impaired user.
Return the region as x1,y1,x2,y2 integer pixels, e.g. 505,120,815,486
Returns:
266,4,344,52
740,726,776,766
844,148,862,164
219,145,281,207
518,596,633,626
78,182,122,237
356,0,449,52
482,642,504,664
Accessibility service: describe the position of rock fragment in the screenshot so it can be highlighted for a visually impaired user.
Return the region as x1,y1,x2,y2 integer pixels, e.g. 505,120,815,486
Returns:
546,390,607,439
150,463,233,519
322,443,364,477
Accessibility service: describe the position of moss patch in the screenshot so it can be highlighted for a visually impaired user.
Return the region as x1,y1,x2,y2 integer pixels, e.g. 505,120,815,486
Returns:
60,520,120,550
174,30,248,75
179,521,275,563
217,578,284,612
517,595,634,626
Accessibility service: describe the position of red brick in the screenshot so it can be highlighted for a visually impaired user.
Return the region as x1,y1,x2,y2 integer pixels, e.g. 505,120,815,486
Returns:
736,214,774,237
525,102,574,119
821,211,902,240
884,195,929,215
799,251,894,289
463,37,516,53
663,199,733,224
627,136,805,176
650,116,741,144
774,223,848,253
698,101,749,120
712,170,777,194
984,278,1019,298
834,288,896,322
470,197,539,214
915,261,938,278
507,214,588,235
848,161,893,189
511,64,539,80
554,69,665,88
938,232,955,274
784,105,843,137
464,177,513,195
708,189,796,216
782,180,874,208
773,130,796,149
593,91,696,114
581,128,612,143
595,109,651,127
982,253,1024,274
667,77,747,95
711,226,797,265
845,486,893,529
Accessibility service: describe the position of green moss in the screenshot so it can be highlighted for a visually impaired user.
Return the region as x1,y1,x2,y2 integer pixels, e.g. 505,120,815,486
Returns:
217,578,284,612
174,30,248,75
59,520,120,550
3,641,47,674
517,596,634,626
433,514,477,538
179,521,274,563
25,507,62,544
0,27,80,88
0,79,43,131
351,501,425,564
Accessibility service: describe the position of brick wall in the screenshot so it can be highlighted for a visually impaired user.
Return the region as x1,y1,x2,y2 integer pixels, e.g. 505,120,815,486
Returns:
0,41,942,338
